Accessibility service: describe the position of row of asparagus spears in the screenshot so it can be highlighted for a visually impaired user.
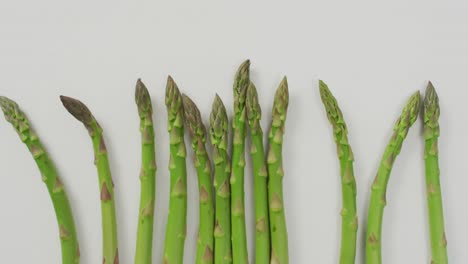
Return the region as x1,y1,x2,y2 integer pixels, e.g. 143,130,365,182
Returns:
0,60,447,264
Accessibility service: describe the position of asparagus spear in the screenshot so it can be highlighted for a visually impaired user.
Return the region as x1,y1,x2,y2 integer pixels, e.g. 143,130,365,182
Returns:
182,95,215,264
210,95,232,264
134,79,157,264
366,91,420,264
230,60,250,264
319,81,358,264
245,82,271,263
268,77,290,264
423,82,448,264
60,96,119,264
0,97,80,264
163,76,188,264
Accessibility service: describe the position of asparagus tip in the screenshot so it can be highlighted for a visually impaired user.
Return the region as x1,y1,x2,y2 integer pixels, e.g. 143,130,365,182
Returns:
135,79,152,114
234,60,251,112
425,81,437,101
273,76,289,110
0,96,21,123
182,94,205,140
318,80,346,128
318,79,332,101
399,91,421,128
246,81,261,123
60,95,94,126
165,76,183,115
210,94,228,138
0,96,14,113
424,81,439,122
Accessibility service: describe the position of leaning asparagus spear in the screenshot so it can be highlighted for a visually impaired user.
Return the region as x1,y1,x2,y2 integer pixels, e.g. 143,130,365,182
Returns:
319,81,358,264
423,82,448,264
268,77,290,264
0,97,80,264
163,76,188,264
134,79,157,264
182,95,215,264
230,60,250,264
245,82,270,264
210,95,232,264
366,91,420,264
60,96,119,264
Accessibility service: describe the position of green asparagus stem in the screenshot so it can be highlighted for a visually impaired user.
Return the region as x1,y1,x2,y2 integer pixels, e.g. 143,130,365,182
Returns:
230,60,250,264
319,81,358,264
60,96,119,264
267,77,289,264
245,82,271,264
366,91,421,264
182,95,215,264
163,76,188,264
134,79,157,264
210,95,232,264
0,97,80,264
423,82,448,264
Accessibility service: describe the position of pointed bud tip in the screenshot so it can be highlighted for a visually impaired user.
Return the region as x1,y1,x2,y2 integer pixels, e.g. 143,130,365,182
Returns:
135,79,152,112
410,90,421,103
60,95,93,125
181,94,196,113
247,81,258,99
0,96,18,115
425,81,437,99
211,95,227,119
275,77,289,99
0,96,13,108
318,80,331,97
239,59,251,71
214,93,223,104
167,75,174,83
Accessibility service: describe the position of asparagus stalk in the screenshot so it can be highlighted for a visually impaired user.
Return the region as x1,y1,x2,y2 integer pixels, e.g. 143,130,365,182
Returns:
423,82,448,264
182,95,215,264
319,81,358,264
230,60,250,264
0,97,80,264
268,77,290,264
210,95,232,264
245,82,271,263
60,95,119,264
134,79,157,264
163,76,188,264
366,91,420,264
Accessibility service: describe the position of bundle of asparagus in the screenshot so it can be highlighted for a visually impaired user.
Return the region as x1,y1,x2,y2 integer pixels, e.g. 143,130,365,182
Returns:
0,63,450,264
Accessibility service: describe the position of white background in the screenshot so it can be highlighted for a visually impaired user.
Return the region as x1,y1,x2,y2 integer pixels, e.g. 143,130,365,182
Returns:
0,1,466,263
